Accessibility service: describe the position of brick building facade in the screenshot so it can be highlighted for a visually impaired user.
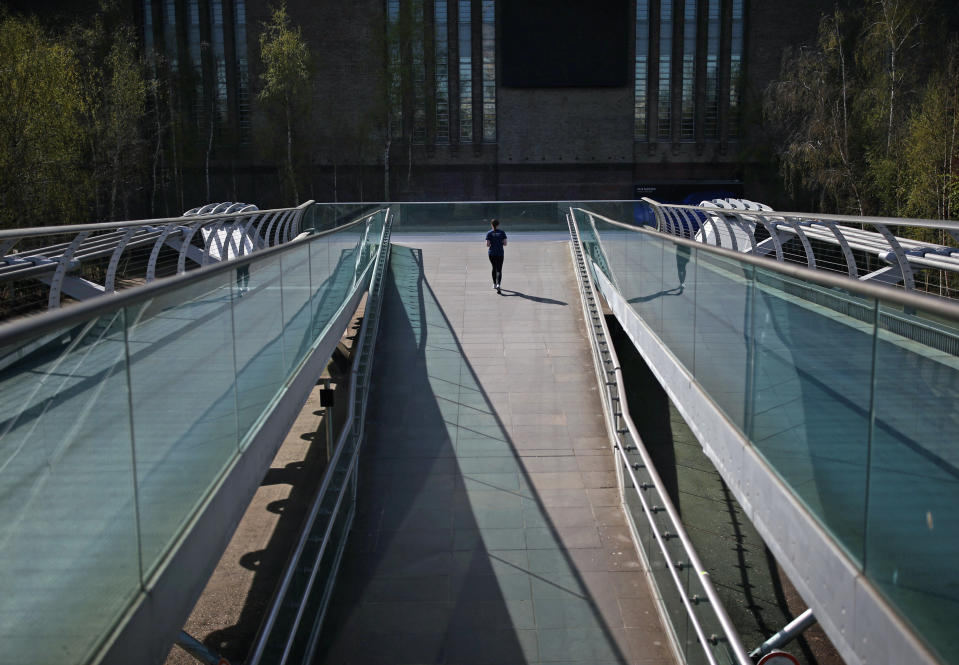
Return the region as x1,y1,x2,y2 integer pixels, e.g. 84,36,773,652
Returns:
26,0,833,205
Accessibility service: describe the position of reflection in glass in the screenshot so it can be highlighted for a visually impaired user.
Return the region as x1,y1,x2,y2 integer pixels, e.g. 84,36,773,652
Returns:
127,271,238,575
869,302,959,658
0,313,140,665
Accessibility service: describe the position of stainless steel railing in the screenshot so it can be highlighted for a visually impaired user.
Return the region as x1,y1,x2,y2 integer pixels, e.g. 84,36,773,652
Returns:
567,209,752,665
642,197,959,298
246,209,393,665
0,201,313,315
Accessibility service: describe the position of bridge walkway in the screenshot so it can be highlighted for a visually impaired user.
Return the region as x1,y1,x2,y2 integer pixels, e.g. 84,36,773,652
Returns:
314,237,674,665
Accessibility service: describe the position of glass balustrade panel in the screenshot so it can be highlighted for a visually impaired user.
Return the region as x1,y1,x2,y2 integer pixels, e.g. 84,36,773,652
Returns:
126,269,239,576
0,312,140,665
868,300,959,662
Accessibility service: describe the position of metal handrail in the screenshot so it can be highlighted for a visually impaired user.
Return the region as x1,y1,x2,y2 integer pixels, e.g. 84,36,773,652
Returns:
640,198,959,232
300,218,392,660
567,210,752,665
0,201,314,240
573,208,959,322
640,198,959,296
0,201,320,314
0,208,389,347
246,210,392,665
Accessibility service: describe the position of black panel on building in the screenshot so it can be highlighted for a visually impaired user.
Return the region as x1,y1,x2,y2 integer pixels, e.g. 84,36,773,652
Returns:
501,0,629,87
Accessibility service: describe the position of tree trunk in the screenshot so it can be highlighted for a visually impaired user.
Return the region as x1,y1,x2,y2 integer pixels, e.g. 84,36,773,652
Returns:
384,135,391,201
205,101,215,202
835,16,863,216
949,77,957,221
888,47,896,154
151,84,162,217
110,111,121,220
167,76,182,213
285,97,298,203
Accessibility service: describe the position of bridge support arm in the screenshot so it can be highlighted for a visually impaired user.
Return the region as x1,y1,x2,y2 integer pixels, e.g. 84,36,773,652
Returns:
164,236,207,271
35,272,106,302
861,264,905,286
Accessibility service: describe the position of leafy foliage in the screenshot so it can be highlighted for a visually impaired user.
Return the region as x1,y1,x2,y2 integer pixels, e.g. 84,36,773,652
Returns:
258,3,313,203
900,47,959,222
0,13,87,228
0,5,149,229
74,9,148,220
764,0,958,222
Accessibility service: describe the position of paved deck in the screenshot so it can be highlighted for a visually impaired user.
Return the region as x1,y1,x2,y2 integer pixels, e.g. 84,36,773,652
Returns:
315,238,675,664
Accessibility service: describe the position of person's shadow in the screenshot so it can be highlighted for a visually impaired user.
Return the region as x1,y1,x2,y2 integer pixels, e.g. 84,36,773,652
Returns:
496,289,567,305
627,285,684,303
627,244,691,304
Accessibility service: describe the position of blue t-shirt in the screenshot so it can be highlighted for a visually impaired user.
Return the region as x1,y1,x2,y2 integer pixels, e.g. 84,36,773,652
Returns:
486,229,507,256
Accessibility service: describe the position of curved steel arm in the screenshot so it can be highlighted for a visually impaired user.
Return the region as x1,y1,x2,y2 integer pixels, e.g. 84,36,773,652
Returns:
731,212,759,252
48,232,90,309
201,218,228,266
0,238,18,262
872,223,916,290
759,217,786,261
785,218,817,269
176,223,203,275
820,220,858,279
105,227,139,293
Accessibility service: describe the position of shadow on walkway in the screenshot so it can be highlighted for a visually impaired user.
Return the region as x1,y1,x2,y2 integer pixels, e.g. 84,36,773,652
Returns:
496,289,568,306
314,245,634,664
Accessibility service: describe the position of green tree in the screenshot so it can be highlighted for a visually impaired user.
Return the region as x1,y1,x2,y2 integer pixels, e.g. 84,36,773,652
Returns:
901,57,959,222
765,9,867,213
73,4,149,221
856,0,933,215
0,13,88,229
79,19,147,220
764,0,955,219
258,3,313,203
899,48,959,295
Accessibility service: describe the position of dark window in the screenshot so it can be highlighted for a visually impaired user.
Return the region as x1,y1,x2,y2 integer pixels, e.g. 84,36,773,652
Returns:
657,0,672,140
482,0,496,142
634,0,649,139
680,0,696,140
210,0,228,125
501,0,629,87
235,0,251,143
458,0,473,142
435,0,450,143
704,0,720,138
729,0,743,138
